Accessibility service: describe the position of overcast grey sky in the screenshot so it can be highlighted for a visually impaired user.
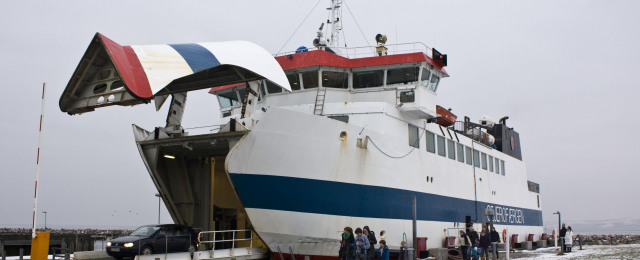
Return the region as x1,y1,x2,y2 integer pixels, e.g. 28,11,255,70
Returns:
1,0,639,231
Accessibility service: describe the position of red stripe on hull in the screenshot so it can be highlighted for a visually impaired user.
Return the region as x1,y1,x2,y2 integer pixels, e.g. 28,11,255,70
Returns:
99,34,153,99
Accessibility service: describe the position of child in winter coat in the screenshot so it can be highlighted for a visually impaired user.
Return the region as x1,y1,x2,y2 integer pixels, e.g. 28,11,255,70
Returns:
377,240,389,260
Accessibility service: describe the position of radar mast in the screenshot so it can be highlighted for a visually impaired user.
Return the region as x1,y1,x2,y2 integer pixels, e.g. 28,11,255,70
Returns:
327,0,343,48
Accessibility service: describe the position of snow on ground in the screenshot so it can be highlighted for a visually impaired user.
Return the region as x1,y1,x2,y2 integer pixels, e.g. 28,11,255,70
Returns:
512,244,640,259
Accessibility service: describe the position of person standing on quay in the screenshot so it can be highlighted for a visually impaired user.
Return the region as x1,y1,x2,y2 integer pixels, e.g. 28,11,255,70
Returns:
354,228,370,260
377,240,389,260
340,227,355,260
559,223,567,252
456,230,471,260
479,230,490,260
565,226,574,253
489,226,500,259
363,226,377,260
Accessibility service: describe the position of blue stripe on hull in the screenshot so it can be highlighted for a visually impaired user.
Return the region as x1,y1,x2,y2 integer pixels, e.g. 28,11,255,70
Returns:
229,173,543,226
169,43,220,73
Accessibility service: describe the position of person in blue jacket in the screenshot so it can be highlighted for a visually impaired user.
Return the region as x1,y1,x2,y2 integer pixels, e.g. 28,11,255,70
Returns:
354,228,370,260
377,240,389,260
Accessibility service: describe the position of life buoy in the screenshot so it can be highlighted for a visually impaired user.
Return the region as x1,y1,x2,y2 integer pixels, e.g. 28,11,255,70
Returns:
502,229,507,243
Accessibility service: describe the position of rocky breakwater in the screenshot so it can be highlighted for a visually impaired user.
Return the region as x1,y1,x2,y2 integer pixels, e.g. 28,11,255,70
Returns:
572,234,640,246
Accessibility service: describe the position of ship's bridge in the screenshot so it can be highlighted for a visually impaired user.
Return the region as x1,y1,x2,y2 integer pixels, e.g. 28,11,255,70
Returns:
210,42,449,121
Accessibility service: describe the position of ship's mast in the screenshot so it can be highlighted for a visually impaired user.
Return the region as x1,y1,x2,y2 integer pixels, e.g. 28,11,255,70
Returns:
327,0,343,48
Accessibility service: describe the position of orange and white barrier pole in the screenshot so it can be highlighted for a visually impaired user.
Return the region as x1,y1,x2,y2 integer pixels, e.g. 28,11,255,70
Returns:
31,83,46,238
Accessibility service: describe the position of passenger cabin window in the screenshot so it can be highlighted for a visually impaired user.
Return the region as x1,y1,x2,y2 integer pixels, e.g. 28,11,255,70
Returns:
457,143,464,162
426,131,435,153
286,73,301,90
353,70,384,88
437,135,446,157
501,160,505,176
387,67,419,86
495,158,500,174
266,80,282,94
489,155,494,172
408,125,420,148
481,152,488,170
302,71,318,89
218,90,240,108
322,71,349,89
447,139,455,160
465,146,472,165
429,74,440,91
473,149,480,168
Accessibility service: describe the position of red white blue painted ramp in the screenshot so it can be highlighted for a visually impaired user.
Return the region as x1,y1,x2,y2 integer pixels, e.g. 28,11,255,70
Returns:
60,33,289,115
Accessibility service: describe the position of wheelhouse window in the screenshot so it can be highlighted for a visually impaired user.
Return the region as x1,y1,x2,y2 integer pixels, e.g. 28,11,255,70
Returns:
426,131,435,153
265,80,282,94
447,139,456,160
429,74,440,91
437,135,446,157
322,71,349,89
465,146,472,165
420,68,431,87
408,125,420,148
457,143,464,162
302,71,318,89
353,70,384,88
286,73,301,90
387,67,419,86
217,90,240,108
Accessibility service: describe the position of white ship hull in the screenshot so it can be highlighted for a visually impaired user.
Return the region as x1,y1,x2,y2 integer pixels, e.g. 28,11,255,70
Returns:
226,106,543,257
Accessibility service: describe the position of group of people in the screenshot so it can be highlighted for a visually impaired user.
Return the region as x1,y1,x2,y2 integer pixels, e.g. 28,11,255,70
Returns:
455,225,501,260
559,223,574,253
340,226,399,260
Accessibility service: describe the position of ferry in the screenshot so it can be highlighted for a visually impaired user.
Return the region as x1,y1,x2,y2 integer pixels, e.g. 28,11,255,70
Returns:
59,0,543,258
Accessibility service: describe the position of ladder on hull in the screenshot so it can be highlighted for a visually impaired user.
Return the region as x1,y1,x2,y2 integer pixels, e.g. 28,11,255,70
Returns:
313,88,327,115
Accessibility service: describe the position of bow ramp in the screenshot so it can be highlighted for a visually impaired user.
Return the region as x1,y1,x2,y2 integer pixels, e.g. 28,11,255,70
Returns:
59,33,290,115
59,33,290,253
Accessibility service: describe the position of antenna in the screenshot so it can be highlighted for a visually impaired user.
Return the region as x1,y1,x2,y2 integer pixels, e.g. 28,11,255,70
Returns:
327,0,343,48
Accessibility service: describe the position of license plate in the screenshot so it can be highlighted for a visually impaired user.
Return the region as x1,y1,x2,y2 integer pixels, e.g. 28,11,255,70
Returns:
111,248,120,252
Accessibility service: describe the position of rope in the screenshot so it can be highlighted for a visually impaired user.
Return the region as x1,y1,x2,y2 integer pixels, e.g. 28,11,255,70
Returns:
342,0,371,47
367,129,424,159
276,0,323,54
447,248,463,260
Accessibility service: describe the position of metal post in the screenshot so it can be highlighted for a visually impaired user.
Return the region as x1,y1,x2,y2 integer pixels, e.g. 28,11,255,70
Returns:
42,211,48,229
553,211,563,255
2,248,6,260
32,83,47,239
505,228,509,260
402,195,417,260
155,193,161,224
19,248,24,260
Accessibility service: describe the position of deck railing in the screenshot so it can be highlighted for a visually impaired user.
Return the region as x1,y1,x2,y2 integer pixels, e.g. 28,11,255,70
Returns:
275,42,434,59
198,229,253,252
